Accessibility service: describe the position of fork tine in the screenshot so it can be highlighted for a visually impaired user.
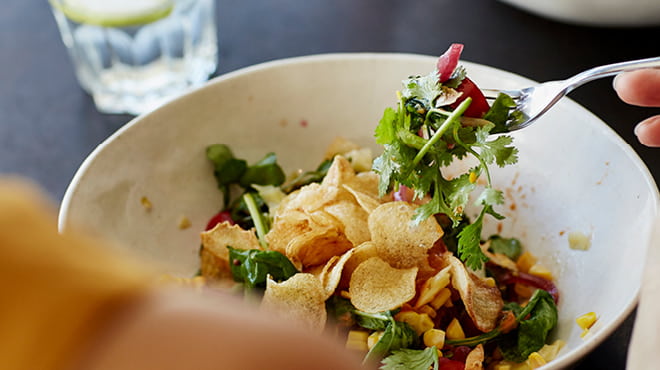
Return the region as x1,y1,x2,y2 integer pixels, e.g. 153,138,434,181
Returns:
480,88,521,100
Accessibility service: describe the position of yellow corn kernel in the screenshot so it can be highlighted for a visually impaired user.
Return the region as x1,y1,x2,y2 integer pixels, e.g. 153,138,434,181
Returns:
415,266,451,308
469,171,478,184
367,331,384,350
445,318,465,340
345,330,369,352
528,263,554,281
395,311,434,336
423,328,446,349
516,251,537,273
514,283,536,300
576,312,598,330
492,362,513,370
416,304,437,318
526,352,546,369
484,277,497,288
430,288,452,310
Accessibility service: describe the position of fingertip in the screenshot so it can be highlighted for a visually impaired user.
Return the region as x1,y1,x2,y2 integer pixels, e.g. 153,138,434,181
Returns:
634,115,660,147
614,69,660,107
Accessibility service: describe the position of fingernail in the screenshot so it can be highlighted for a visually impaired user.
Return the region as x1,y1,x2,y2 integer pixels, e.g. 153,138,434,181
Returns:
612,74,621,90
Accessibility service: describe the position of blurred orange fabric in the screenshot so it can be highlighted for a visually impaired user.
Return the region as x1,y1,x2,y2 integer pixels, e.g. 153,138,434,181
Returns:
0,179,153,370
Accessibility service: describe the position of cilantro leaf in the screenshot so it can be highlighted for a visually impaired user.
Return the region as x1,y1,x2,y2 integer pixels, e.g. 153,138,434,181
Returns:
456,209,489,270
380,347,439,370
364,317,418,364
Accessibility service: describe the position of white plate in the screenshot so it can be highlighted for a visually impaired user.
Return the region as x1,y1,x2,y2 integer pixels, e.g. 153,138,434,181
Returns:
59,53,659,368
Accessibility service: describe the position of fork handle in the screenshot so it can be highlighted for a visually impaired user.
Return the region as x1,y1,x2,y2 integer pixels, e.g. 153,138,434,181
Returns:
564,56,660,93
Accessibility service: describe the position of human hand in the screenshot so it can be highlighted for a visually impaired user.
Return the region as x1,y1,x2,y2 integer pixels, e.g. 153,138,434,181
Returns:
613,69,660,147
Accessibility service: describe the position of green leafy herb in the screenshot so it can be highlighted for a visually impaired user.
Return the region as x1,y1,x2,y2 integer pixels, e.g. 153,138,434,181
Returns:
354,310,394,331
380,346,440,370
373,70,519,270
206,144,248,206
499,289,559,362
239,152,286,188
281,158,332,193
488,235,523,260
364,315,418,364
227,247,299,289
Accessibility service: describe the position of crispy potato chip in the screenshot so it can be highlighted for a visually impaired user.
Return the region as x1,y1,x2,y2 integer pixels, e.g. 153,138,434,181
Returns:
278,183,350,214
323,200,370,245
200,222,261,279
368,201,444,269
340,241,378,288
318,248,355,299
446,255,503,332
324,137,361,160
349,256,418,313
261,273,327,333
266,209,352,268
348,171,380,198
343,184,381,214
322,156,357,188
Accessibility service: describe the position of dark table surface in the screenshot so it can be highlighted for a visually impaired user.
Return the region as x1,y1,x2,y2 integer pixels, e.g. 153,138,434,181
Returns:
3,0,659,368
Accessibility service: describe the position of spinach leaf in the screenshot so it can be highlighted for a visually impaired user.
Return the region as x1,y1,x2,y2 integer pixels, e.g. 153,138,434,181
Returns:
380,346,439,370
499,289,558,362
364,314,418,364
281,158,332,193
354,310,393,331
482,93,520,134
325,296,356,327
239,152,286,188
488,235,523,260
206,144,247,205
227,247,298,289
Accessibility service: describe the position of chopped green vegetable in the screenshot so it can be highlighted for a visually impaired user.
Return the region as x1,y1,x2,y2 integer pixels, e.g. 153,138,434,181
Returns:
239,152,286,188
373,71,519,270
281,158,332,193
380,346,439,370
364,314,418,364
488,235,523,260
227,247,298,290
206,144,247,206
243,192,269,248
499,289,558,362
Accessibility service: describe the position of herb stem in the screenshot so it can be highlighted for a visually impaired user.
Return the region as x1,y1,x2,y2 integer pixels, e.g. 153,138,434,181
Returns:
413,98,472,165
243,192,268,248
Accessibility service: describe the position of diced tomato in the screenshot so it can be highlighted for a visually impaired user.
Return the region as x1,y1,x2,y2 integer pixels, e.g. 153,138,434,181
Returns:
450,77,491,118
437,43,464,83
205,210,235,230
437,357,465,370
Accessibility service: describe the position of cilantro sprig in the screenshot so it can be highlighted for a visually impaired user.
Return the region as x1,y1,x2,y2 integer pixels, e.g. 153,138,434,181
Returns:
373,72,518,270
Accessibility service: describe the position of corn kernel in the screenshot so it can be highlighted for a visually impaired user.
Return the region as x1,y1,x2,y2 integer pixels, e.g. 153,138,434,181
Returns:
516,251,537,273
417,304,437,318
514,283,536,300
423,329,446,349
492,362,513,370
430,288,452,310
484,277,497,288
469,171,478,184
140,196,153,211
446,318,465,340
345,330,369,351
395,311,434,336
415,266,451,308
576,312,597,330
526,352,546,369
367,331,383,350
528,263,554,281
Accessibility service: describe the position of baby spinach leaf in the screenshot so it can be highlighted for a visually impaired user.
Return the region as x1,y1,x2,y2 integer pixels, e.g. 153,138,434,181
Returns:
206,144,247,205
488,235,523,260
499,289,558,362
227,247,298,289
364,316,418,364
239,152,286,188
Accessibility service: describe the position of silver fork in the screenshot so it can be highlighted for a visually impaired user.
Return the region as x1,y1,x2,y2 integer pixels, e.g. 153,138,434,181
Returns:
482,56,660,132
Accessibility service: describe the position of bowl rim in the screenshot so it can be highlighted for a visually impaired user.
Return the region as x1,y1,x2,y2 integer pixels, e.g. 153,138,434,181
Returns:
58,52,660,369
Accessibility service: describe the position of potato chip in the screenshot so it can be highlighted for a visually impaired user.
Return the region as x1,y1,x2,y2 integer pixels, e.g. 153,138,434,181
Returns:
349,256,418,313
446,255,503,332
261,273,327,333
323,200,370,245
368,201,444,269
340,241,378,288
324,137,361,160
343,184,381,214
318,248,355,299
200,222,261,279
266,209,352,268
322,156,357,188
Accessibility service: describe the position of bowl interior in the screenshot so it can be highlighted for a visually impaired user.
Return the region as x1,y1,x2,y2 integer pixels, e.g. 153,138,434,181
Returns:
59,53,658,368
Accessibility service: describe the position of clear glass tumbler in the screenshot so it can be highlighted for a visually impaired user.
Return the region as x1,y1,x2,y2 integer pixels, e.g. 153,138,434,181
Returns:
49,0,218,115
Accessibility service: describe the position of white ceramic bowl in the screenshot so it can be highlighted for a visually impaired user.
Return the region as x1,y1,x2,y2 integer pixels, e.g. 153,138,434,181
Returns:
499,0,660,27
59,53,659,368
